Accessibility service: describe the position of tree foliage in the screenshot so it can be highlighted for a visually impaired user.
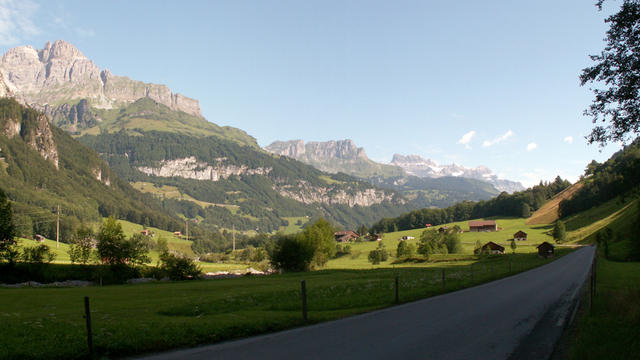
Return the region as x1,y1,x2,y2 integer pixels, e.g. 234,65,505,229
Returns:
97,217,150,266
553,220,567,243
368,242,389,265
581,0,640,145
396,240,415,258
0,187,16,261
68,225,95,264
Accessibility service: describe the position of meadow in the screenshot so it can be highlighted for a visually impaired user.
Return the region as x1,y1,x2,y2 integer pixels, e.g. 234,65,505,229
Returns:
0,249,569,360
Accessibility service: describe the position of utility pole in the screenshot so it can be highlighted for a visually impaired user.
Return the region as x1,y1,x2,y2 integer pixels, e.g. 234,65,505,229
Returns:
56,205,60,249
232,224,236,253
186,219,189,242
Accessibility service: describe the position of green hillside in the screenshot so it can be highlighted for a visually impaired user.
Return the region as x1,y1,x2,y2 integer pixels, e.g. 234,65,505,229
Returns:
78,130,415,232
59,97,258,147
0,98,182,242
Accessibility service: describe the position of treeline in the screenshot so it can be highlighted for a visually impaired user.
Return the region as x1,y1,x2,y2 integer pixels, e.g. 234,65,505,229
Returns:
370,177,571,233
559,139,640,218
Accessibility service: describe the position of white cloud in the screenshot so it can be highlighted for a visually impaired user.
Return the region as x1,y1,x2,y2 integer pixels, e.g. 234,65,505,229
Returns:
564,136,574,144
527,142,537,151
457,130,476,149
482,130,514,147
0,0,40,46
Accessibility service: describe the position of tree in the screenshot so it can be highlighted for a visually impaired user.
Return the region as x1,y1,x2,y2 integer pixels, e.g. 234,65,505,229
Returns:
22,244,56,263
474,240,483,254
68,225,96,264
510,240,517,254
97,217,150,266
299,218,336,268
270,234,315,272
159,252,202,280
357,224,368,236
368,242,389,265
581,0,640,145
521,203,531,218
443,233,463,254
396,240,415,258
0,188,17,262
552,220,567,243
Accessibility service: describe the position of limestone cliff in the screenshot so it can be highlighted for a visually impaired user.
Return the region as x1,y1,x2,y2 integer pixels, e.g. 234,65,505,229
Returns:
274,181,401,207
0,40,201,117
136,156,272,181
1,108,58,169
265,139,403,179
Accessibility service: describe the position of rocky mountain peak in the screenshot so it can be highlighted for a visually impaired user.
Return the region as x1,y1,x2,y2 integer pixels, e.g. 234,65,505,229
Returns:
0,40,202,117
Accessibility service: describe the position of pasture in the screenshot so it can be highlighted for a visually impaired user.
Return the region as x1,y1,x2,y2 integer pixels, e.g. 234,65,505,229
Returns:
0,249,570,359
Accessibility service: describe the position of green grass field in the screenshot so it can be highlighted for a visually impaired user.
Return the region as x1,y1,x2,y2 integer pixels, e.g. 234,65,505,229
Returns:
326,217,555,269
0,250,568,359
567,258,640,359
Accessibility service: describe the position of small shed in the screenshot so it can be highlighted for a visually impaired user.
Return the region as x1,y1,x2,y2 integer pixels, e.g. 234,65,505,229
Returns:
35,234,46,242
537,242,555,258
173,231,183,237
513,230,527,241
469,220,498,232
141,229,151,236
438,226,449,233
400,236,415,240
425,224,432,228
475,241,505,255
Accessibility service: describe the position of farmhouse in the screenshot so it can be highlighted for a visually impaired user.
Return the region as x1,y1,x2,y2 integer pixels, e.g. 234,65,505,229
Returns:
475,241,505,255
513,230,527,241
537,242,555,258
141,229,152,236
469,220,497,232
335,230,359,242
173,231,182,237
400,236,415,240
35,234,45,242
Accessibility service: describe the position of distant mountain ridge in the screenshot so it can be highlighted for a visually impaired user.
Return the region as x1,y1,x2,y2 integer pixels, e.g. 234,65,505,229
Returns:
265,139,403,178
390,154,525,193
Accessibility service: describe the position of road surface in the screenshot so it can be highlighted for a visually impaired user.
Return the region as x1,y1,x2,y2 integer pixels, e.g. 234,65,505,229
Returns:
137,246,594,360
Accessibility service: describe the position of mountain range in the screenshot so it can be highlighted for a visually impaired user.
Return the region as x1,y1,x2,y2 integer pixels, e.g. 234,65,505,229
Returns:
0,40,520,246
265,139,524,193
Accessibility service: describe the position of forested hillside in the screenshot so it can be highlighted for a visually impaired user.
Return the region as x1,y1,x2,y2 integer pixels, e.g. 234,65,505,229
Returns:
0,98,182,241
79,131,414,232
370,177,571,233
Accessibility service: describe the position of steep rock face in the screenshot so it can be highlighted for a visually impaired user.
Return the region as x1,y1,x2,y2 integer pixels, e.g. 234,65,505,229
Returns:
2,112,59,169
265,139,403,178
390,154,524,193
274,181,400,207
0,40,201,117
137,156,272,181
42,99,97,131
266,139,367,163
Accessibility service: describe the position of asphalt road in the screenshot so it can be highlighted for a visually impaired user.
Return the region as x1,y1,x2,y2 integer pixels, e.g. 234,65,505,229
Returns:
137,246,595,360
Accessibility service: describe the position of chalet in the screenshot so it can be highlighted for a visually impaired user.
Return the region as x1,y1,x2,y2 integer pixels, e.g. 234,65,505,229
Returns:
537,242,555,258
334,231,359,243
469,220,498,232
368,234,383,241
141,229,152,236
400,236,415,240
438,226,449,233
35,234,46,242
173,231,183,237
475,241,505,255
513,230,527,241
425,224,432,228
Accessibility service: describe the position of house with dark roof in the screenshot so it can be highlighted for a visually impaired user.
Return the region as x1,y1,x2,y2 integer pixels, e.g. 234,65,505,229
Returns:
475,241,505,255
513,230,527,241
469,220,497,232
537,242,555,258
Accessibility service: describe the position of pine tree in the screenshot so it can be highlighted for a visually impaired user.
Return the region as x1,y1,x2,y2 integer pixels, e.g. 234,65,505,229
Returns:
0,188,17,261
552,220,567,243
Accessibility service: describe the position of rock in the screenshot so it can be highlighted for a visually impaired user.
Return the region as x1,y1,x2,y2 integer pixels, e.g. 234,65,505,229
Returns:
136,156,272,181
0,40,202,117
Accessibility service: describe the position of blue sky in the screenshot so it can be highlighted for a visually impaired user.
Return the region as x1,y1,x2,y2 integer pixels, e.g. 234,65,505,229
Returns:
0,0,625,186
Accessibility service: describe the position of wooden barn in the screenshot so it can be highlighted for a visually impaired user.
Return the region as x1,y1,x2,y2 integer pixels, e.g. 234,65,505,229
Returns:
537,242,555,258
513,230,527,241
475,241,505,255
35,234,46,242
334,231,359,242
469,220,497,232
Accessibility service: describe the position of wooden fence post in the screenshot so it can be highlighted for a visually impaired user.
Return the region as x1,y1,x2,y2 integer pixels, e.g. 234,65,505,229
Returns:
301,280,308,322
395,275,399,304
84,296,93,358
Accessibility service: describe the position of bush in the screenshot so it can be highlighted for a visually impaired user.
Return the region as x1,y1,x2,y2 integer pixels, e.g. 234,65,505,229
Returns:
270,234,315,272
22,244,56,263
368,243,389,265
160,252,202,280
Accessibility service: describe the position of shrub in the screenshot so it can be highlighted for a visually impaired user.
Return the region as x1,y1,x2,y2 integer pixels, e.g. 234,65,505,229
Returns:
160,252,202,280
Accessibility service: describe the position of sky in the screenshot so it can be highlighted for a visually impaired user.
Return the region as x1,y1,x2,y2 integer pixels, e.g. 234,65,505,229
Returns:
0,0,626,187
